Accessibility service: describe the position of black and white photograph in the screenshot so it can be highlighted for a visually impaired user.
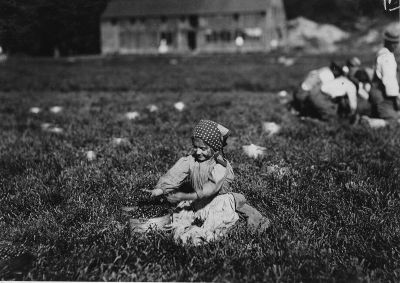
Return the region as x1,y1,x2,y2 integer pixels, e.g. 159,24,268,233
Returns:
1,0,400,281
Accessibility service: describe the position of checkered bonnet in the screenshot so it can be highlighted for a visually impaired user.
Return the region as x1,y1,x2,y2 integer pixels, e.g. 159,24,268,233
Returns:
192,120,229,151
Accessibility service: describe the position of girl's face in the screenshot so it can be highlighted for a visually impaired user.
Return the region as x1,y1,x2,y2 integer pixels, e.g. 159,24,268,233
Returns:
192,138,214,162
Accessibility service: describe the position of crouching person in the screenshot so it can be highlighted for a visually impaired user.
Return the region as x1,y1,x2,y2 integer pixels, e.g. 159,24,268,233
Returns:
335,68,373,120
149,120,270,246
301,76,356,121
302,68,372,123
292,61,343,115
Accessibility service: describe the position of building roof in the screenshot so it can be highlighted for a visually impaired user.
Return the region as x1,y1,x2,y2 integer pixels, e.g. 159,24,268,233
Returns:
102,0,271,19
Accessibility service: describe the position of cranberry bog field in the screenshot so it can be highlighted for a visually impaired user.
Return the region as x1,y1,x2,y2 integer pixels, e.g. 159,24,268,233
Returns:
1,53,400,281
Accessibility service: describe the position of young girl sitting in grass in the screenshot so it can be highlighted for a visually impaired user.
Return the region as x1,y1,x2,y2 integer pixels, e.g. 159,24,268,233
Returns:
149,120,270,245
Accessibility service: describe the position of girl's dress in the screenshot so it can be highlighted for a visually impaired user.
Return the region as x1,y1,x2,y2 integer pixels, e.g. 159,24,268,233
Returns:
155,154,239,245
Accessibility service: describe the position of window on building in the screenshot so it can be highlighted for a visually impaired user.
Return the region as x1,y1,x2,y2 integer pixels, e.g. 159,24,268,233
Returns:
120,30,136,49
233,13,239,21
110,18,117,26
205,29,213,42
206,30,218,43
211,31,218,42
189,15,198,28
220,30,231,42
206,30,235,43
205,30,234,43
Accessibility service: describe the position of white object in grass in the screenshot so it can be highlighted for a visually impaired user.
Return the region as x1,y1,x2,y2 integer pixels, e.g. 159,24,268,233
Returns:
50,106,63,114
278,56,295,67
125,111,140,120
112,137,130,146
0,54,7,63
279,98,289,105
169,59,178,65
361,116,387,129
278,90,288,98
174,102,185,112
48,127,63,134
242,144,267,159
112,138,123,145
147,104,159,113
29,107,41,114
277,56,286,64
41,123,52,130
262,122,281,136
86,150,96,161
284,57,295,66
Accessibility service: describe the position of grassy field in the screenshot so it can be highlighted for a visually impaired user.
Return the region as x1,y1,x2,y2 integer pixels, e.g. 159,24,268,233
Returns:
1,53,400,282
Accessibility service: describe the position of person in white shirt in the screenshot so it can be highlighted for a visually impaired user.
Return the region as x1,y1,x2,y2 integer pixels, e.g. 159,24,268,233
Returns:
299,66,372,122
306,74,368,122
292,61,343,115
369,29,400,120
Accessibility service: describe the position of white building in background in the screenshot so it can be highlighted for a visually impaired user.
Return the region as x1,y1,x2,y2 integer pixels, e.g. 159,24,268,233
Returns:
100,0,287,54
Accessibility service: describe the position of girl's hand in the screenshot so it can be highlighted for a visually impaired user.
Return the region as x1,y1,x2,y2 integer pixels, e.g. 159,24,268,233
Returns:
150,188,163,198
166,192,182,204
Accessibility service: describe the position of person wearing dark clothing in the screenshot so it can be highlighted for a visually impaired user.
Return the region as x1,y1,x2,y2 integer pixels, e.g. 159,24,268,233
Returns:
292,61,343,115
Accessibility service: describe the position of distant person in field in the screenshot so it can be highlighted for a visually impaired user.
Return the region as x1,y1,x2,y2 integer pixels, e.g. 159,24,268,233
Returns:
148,120,270,245
304,67,373,122
338,58,373,118
367,28,400,121
292,57,372,122
292,61,343,115
342,57,362,82
158,39,168,54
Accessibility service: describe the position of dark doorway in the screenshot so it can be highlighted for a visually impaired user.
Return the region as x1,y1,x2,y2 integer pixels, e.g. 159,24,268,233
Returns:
187,15,198,50
187,31,197,50
188,15,198,28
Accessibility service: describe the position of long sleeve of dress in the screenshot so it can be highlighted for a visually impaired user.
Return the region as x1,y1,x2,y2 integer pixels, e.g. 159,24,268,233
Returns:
155,156,191,194
376,48,399,97
195,164,227,199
